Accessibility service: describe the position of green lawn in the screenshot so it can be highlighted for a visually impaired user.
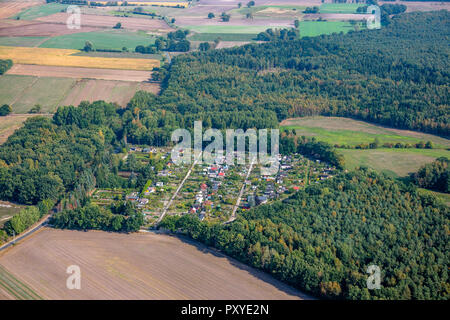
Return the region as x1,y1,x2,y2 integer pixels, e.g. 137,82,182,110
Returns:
13,3,70,20
319,3,366,14
39,30,155,51
0,37,48,47
189,33,257,41
184,25,287,34
299,21,362,37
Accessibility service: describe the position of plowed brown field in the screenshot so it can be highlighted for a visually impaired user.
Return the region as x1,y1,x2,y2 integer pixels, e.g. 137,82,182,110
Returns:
0,228,311,300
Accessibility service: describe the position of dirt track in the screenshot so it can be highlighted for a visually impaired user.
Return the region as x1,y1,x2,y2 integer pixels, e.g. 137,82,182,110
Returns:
0,228,311,300
7,64,153,82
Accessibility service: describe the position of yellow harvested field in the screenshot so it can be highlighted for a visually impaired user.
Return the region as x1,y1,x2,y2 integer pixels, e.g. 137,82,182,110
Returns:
0,46,159,71
89,1,188,7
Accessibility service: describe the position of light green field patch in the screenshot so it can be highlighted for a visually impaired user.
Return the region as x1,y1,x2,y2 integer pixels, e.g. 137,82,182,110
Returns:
0,37,49,47
13,3,70,20
39,30,155,51
9,76,76,113
319,3,366,14
184,25,287,34
299,21,362,37
339,148,450,177
281,116,450,148
0,75,36,107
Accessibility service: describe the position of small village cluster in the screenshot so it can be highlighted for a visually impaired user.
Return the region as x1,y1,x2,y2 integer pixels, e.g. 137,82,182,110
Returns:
92,147,336,226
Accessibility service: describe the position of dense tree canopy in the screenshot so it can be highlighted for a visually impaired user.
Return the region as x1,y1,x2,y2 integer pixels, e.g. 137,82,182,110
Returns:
161,168,449,300
127,11,449,146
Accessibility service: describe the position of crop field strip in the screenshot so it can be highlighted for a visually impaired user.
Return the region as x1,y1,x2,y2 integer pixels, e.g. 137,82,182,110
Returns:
0,265,42,300
0,228,308,299
0,46,159,70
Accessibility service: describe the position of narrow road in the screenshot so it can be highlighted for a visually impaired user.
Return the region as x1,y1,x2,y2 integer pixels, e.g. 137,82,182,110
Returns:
226,160,254,224
156,152,202,224
0,214,52,252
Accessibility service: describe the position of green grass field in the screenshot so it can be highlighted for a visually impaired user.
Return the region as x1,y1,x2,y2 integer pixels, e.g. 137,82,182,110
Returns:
188,33,257,41
0,75,36,107
0,75,76,113
319,3,366,14
11,77,76,113
281,116,450,149
281,117,450,177
299,21,360,37
340,148,450,178
39,30,155,51
0,37,48,47
13,3,70,20
184,25,287,34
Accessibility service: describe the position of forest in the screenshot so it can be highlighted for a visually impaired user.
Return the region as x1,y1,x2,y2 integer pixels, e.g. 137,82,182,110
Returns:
411,157,449,193
126,10,449,148
160,168,449,300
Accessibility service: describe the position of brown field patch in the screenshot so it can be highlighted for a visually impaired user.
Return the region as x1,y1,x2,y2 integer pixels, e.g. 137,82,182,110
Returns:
215,41,251,49
36,13,174,33
60,79,159,107
0,228,310,299
0,21,100,37
7,64,153,82
0,0,43,19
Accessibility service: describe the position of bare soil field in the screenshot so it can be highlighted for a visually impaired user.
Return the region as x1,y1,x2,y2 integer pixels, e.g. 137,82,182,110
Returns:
0,228,310,299
0,20,100,37
215,41,251,49
7,64,153,82
61,79,159,107
36,13,174,33
0,0,43,19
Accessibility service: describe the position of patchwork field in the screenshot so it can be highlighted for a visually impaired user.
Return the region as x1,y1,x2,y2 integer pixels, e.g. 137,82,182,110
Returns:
0,46,159,70
38,30,155,51
319,3,365,14
7,64,153,81
0,20,101,37
0,74,159,112
340,148,450,178
281,116,450,177
60,79,159,107
0,36,48,47
299,20,361,37
0,0,43,20
281,117,450,148
36,13,174,33
0,228,309,299
12,2,69,20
